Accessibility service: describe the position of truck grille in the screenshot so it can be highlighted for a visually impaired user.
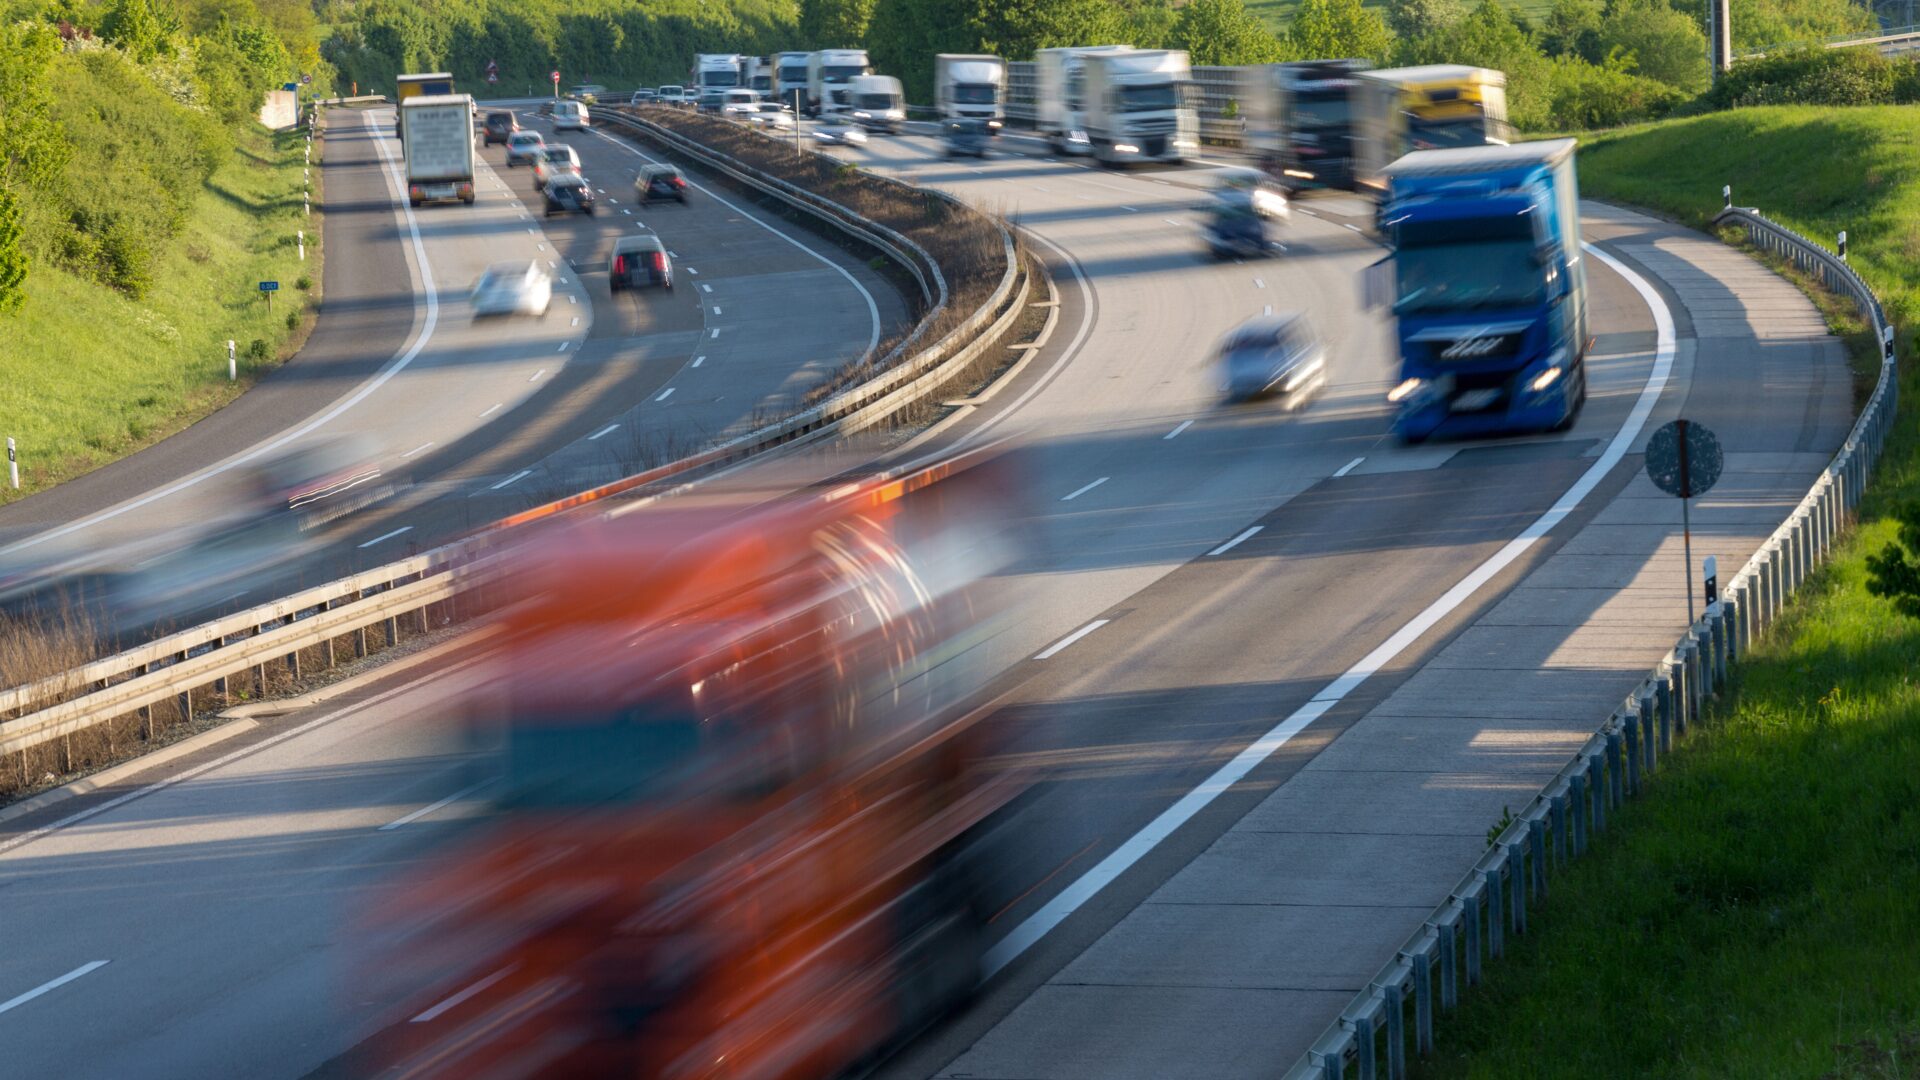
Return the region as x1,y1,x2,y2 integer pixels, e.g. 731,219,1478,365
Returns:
1425,333,1520,365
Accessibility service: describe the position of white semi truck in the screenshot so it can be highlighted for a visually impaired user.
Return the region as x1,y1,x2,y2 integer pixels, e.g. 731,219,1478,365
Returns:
847,74,906,133
400,93,476,206
1080,48,1195,166
1035,45,1131,155
806,48,871,116
934,54,1004,128
774,50,813,111
694,53,746,111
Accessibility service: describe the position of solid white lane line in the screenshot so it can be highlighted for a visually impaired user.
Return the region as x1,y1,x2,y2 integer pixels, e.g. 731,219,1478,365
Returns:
401,442,434,459
983,239,1679,979
411,965,518,1024
655,387,675,402
379,777,497,832
357,526,413,549
1164,420,1193,440
588,423,619,440
0,962,110,1016
691,355,706,367
1333,456,1365,478
1208,526,1262,556
478,403,503,418
1060,476,1109,501
1034,619,1111,661
489,470,531,490
1122,205,1138,212
1343,223,1362,232
1163,218,1181,226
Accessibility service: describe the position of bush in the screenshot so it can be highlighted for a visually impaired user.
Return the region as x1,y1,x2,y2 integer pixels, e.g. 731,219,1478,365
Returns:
295,274,312,290
247,338,269,361
1546,56,1688,130
285,310,299,331
1705,46,1906,109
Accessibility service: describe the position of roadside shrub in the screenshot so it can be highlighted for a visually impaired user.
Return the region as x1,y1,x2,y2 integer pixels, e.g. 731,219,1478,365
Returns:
295,274,312,290
247,337,269,360
1546,56,1688,130
1705,46,1905,109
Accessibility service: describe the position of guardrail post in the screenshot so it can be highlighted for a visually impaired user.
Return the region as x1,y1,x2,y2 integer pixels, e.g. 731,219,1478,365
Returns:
1605,731,1624,809
1569,771,1588,856
1726,591,1745,662
1411,949,1434,1055
1436,914,1458,1010
1529,815,1548,899
1621,714,1640,795
1380,980,1405,1079
1507,840,1528,935
1590,751,1609,833
212,636,228,702
1462,892,1482,986
321,599,336,668
136,663,153,740
174,649,191,728
1655,668,1675,750
1710,608,1728,686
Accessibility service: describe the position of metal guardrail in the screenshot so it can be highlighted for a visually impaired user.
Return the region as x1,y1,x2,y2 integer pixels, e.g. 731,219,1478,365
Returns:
1,108,1024,782
1285,203,1899,1079
1740,22,1920,58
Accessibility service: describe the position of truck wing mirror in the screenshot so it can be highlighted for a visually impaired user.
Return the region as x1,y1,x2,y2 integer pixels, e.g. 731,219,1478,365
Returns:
1361,256,1392,311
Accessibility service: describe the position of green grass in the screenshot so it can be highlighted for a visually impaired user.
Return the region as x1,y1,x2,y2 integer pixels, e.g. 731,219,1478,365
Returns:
1420,105,1920,1078
0,123,320,505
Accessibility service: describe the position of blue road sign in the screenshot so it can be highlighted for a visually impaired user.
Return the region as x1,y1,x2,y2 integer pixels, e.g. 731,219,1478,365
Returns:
259,281,280,292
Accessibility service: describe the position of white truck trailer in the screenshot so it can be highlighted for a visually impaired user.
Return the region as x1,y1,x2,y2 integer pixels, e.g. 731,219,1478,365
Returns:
935,54,1005,127
694,53,746,111
1080,49,1195,166
1035,45,1132,154
806,48,871,116
400,93,476,206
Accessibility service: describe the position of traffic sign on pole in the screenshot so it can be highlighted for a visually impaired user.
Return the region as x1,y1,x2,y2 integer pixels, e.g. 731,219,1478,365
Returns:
1645,418,1724,625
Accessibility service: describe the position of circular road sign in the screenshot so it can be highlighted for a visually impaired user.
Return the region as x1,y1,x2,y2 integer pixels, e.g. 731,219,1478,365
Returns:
1645,419,1723,499
551,70,561,83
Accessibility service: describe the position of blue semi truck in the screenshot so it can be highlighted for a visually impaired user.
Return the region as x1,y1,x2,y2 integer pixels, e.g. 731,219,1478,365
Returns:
1373,138,1589,441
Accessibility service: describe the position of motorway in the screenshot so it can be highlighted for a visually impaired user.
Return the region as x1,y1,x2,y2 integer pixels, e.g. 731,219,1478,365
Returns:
0,103,906,632
0,110,1851,1079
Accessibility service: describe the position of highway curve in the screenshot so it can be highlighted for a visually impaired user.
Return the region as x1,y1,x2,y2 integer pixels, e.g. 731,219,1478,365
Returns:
0,120,1849,1079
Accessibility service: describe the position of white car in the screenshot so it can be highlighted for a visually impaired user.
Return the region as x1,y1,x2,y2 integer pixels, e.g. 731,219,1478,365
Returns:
748,103,796,130
1216,167,1289,220
552,100,589,130
504,130,545,167
531,144,582,190
812,117,868,146
472,261,552,317
630,89,657,106
721,89,761,120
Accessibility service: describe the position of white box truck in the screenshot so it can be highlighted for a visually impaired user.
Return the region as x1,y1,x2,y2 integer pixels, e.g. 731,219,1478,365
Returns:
400,93,476,206
1081,49,1195,166
694,53,746,111
1035,45,1131,154
847,74,906,133
806,48,871,116
774,51,813,112
935,54,1004,127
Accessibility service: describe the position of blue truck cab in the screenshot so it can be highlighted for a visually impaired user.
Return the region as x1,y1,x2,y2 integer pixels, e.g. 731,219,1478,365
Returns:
1374,138,1588,441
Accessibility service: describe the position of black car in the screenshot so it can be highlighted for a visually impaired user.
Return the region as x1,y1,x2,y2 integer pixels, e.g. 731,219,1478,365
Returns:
944,119,991,159
1205,193,1274,260
543,174,597,216
483,110,518,146
608,234,673,292
635,164,689,204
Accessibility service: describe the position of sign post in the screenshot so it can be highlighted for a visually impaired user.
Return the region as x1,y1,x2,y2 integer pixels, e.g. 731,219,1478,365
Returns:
259,279,280,315
486,59,499,86
551,70,561,100
1645,418,1724,625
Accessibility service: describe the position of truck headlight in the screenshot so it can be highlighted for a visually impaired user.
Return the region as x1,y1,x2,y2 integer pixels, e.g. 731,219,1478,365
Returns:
1387,377,1424,403
987,120,1003,129
1114,143,1140,154
1530,367,1562,392
1283,169,1315,180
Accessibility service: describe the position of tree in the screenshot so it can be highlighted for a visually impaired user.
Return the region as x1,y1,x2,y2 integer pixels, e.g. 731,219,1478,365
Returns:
1289,0,1392,63
0,23,70,191
101,0,180,63
1174,0,1286,65
1387,0,1464,42
800,0,877,46
1868,503,1920,619
0,186,27,315
1399,0,1550,127
1538,0,1604,61
964,0,1124,59
1118,0,1180,49
1599,0,1709,92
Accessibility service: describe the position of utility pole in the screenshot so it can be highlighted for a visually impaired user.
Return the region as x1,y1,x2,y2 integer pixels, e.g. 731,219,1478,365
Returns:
1709,0,1732,79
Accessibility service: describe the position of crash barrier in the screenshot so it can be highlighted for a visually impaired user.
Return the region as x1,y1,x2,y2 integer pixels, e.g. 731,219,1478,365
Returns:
0,107,1025,790
1284,203,1899,1079
1740,22,1920,59
1002,62,1248,148
311,94,390,106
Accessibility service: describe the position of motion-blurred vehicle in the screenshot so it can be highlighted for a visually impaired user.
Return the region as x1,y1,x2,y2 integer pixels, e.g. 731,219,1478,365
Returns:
656,84,686,106
1081,49,1196,166
1035,45,1130,154
944,118,992,158
531,144,582,190
608,233,673,292
564,84,606,103
482,110,519,146
504,130,544,166
629,88,656,106
720,88,761,120
472,261,553,317
536,99,555,116
1217,313,1326,404
1215,166,1288,219
542,173,597,216
634,163,689,204
936,53,1005,128
805,47,871,115
552,99,590,130
847,74,906,133
813,116,868,146
1205,193,1276,259
747,102,796,130
358,451,1029,1080
695,53,747,111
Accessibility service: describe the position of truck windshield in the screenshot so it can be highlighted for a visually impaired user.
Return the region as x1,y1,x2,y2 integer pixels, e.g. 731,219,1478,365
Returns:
953,84,997,105
779,66,806,83
1408,115,1491,150
856,93,893,109
502,706,705,809
823,65,866,82
1293,94,1353,127
1394,220,1547,315
1118,83,1179,112
701,71,738,87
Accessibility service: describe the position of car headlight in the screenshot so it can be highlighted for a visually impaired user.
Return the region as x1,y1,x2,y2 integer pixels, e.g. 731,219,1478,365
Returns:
1283,169,1315,180
1114,143,1139,154
852,111,870,119
1387,377,1424,403
987,120,1003,129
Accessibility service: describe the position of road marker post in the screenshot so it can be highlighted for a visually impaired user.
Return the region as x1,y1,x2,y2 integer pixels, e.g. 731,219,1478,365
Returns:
298,230,305,260
228,339,236,380
6,438,17,489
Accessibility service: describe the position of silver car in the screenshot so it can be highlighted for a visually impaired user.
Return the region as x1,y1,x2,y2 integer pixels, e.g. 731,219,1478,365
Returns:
1216,313,1326,405
472,261,553,317
531,144,582,190
812,116,868,146
505,130,545,166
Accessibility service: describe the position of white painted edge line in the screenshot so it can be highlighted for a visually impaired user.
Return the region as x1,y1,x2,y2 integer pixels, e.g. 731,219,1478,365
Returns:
1033,619,1110,661
588,423,619,440
656,388,675,402
379,776,497,832
0,961,110,1016
1208,526,1262,557
3,111,446,557
1163,217,1180,226
1333,456,1365,478
0,652,495,856
1122,205,1138,212
479,403,504,419
411,964,518,1024
357,526,413,550
401,442,434,459
529,368,547,382
1164,420,1193,441
1343,223,1363,232
951,229,1096,451
489,469,531,491
1060,476,1109,502
585,126,882,362
983,239,1677,977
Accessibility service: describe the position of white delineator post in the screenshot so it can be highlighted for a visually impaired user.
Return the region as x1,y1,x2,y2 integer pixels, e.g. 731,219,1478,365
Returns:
6,438,18,490
228,339,236,380
298,230,305,260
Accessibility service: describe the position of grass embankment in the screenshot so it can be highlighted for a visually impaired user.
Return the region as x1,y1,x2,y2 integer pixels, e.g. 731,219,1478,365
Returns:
0,123,319,506
1419,105,1920,1078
